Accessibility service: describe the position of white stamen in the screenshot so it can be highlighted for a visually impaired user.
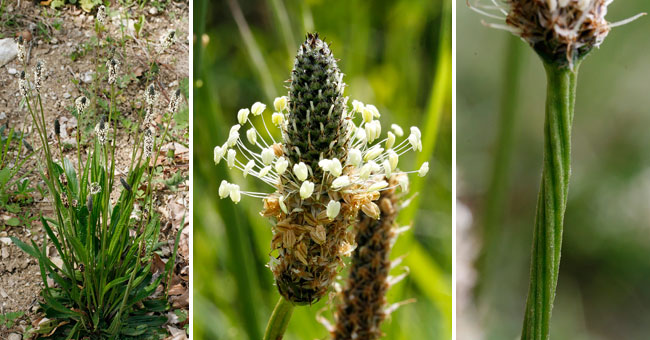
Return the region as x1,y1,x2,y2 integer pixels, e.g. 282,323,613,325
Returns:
274,96,288,112
388,150,399,170
279,196,288,213
368,180,389,191
214,146,225,164
272,112,284,126
219,180,231,198
294,162,309,181
329,158,342,177
418,162,429,177
259,166,272,178
230,184,241,203
326,200,341,220
246,128,257,145
391,124,404,137
348,149,362,167
386,131,396,149
251,102,266,116
238,108,250,125
300,181,315,199
243,160,255,177
383,160,392,178
332,175,350,189
227,149,236,168
275,157,289,175
364,146,384,161
261,148,275,165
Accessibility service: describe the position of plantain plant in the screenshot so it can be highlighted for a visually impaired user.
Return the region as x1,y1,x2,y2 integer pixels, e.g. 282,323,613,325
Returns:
10,11,183,338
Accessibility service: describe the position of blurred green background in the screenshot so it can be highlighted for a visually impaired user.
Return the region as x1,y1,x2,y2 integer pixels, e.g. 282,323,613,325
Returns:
458,1,650,339
192,0,451,339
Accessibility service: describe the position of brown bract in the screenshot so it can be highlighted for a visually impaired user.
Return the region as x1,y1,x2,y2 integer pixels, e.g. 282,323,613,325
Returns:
263,181,380,305
506,0,610,66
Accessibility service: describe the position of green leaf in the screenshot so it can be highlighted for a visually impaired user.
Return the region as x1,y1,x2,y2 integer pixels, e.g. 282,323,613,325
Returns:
5,217,20,227
50,0,65,9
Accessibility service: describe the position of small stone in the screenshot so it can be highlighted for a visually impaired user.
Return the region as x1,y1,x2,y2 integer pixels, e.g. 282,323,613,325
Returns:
0,112,6,120
8,333,20,340
63,92,71,99
0,38,18,67
82,71,93,84
7,67,17,75
149,6,159,15
169,80,179,88
1,247,8,259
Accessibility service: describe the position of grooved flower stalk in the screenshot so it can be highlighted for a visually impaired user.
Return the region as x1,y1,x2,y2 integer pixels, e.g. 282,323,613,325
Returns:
521,62,577,340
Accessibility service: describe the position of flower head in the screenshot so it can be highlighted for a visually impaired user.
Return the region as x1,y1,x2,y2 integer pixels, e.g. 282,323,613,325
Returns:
16,36,25,64
106,58,120,85
469,0,645,67
213,33,428,304
18,71,27,98
96,5,107,26
95,117,108,145
168,89,182,114
75,96,89,115
34,61,45,93
143,128,154,158
90,182,101,195
158,30,176,53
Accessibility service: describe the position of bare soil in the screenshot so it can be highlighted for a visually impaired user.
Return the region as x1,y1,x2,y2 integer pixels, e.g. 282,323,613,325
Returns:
0,1,189,338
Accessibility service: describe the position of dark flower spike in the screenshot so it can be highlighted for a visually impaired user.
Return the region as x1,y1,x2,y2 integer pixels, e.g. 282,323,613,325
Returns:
120,178,132,193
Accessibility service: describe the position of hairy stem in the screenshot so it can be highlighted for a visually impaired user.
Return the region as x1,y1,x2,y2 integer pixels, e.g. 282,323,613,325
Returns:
521,62,578,340
263,297,294,340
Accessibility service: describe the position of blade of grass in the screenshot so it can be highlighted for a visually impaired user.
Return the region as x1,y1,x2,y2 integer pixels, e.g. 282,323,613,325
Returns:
227,0,278,102
268,0,296,57
195,75,264,340
475,35,525,304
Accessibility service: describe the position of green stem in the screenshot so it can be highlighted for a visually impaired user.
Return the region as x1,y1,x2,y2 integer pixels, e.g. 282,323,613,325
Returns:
521,62,579,340
263,297,294,340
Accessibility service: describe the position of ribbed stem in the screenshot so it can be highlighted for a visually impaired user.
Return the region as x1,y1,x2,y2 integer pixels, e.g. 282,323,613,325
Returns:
264,297,294,340
521,62,578,340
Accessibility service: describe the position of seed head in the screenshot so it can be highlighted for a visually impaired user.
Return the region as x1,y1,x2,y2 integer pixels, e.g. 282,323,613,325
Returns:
19,71,28,98
61,192,69,208
54,119,61,137
75,96,89,115
145,84,157,106
95,118,108,145
158,30,176,53
168,89,182,114
143,128,154,158
106,58,120,85
16,36,25,64
90,182,101,195
34,61,45,93
507,0,612,65
96,5,107,26
59,173,68,187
